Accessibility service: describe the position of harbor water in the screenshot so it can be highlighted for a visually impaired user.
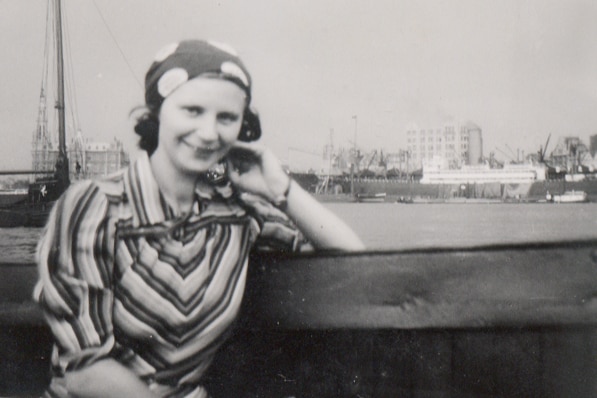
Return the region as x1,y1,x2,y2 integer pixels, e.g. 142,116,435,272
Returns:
1,202,596,263
327,201,597,250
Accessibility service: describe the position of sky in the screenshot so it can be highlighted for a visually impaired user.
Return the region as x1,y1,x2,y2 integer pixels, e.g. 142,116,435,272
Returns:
1,0,597,171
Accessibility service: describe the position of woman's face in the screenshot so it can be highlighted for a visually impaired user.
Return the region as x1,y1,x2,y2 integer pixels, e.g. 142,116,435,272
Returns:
152,76,246,176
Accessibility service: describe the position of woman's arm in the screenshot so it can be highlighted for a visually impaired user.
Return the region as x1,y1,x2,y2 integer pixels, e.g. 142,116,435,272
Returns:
227,142,365,251
64,358,159,398
283,179,365,251
35,181,158,398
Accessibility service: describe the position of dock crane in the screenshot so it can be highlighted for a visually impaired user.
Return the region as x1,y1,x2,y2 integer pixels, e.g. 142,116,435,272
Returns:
360,150,377,177
538,133,551,163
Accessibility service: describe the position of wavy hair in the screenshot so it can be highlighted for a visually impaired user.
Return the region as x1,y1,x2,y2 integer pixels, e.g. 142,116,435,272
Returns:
132,105,160,155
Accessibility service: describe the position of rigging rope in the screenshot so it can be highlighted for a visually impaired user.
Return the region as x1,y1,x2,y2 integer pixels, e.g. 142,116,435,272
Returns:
35,0,53,150
92,0,143,89
61,2,81,135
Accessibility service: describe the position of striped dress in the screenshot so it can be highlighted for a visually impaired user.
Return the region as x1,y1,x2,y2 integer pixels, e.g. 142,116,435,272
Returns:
33,152,303,397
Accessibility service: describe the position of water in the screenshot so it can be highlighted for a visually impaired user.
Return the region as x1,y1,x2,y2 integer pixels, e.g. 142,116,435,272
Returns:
324,202,597,250
1,203,596,263
0,227,43,263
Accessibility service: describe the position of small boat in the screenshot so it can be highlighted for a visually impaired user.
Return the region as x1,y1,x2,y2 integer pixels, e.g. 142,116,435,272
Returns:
355,192,387,202
396,196,414,204
550,190,588,203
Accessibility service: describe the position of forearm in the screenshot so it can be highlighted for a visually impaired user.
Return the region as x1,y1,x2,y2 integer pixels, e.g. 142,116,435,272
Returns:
64,358,159,398
284,180,365,251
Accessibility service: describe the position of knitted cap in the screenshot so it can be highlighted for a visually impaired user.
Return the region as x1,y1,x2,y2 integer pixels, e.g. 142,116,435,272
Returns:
144,40,252,109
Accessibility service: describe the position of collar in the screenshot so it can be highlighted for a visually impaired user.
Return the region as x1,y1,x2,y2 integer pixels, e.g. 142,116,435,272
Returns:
124,152,236,227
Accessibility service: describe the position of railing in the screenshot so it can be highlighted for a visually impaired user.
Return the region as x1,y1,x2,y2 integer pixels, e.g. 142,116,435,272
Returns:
1,240,596,397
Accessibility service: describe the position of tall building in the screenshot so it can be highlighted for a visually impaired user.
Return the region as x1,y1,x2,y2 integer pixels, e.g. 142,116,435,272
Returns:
406,120,482,169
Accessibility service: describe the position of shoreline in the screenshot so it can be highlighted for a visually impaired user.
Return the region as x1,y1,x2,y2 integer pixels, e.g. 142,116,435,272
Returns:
310,178,597,204
314,192,590,204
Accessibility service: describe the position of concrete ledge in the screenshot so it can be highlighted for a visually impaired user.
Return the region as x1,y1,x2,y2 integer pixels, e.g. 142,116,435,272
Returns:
1,240,596,397
241,240,597,329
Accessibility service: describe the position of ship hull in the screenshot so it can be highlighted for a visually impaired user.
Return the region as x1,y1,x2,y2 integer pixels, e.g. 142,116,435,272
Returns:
0,191,28,207
355,192,387,202
0,203,53,228
340,178,597,202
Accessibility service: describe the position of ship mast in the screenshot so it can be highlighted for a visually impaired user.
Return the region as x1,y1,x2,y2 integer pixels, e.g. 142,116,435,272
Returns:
53,0,69,189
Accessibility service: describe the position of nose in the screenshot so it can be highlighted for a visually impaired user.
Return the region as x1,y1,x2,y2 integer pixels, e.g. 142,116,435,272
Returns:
193,114,219,143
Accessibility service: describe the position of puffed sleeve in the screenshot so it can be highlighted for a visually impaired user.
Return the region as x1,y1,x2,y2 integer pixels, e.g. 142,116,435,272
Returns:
33,180,116,375
239,193,309,252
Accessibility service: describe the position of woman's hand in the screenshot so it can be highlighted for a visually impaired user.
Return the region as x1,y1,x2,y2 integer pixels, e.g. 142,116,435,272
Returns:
64,358,160,398
225,142,290,203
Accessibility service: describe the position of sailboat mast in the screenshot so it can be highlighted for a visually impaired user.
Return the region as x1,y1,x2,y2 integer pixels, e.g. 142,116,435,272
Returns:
53,0,69,187
54,0,66,157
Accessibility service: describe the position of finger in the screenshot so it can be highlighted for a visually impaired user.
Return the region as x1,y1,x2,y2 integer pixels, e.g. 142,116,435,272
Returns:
226,159,241,182
227,146,263,174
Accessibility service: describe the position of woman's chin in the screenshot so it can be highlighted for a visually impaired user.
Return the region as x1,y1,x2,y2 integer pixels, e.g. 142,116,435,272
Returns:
180,157,222,176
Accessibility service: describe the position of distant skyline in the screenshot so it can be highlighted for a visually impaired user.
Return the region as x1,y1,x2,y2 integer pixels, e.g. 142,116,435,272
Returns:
1,0,597,172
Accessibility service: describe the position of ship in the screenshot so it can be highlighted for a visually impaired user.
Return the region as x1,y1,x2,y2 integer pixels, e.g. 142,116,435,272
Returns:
0,188,28,207
0,0,128,228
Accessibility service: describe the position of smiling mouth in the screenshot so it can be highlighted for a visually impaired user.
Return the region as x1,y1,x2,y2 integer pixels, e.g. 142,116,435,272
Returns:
182,140,221,153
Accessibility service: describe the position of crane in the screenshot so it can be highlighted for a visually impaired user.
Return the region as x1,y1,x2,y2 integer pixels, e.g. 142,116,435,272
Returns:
361,150,377,176
538,133,551,163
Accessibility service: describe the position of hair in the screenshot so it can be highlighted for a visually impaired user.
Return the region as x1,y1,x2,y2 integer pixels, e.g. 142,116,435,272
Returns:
133,105,160,155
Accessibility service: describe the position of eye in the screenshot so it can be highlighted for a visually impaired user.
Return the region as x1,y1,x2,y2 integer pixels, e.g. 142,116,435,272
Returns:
183,106,204,116
217,112,240,124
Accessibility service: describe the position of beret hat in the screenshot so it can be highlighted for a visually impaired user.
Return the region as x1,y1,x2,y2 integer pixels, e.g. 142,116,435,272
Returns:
144,40,252,109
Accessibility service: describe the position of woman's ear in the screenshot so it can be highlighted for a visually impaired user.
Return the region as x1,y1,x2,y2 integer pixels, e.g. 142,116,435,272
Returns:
238,108,261,142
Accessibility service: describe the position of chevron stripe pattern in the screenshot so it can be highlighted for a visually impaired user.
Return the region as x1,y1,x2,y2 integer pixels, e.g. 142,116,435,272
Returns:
34,152,302,397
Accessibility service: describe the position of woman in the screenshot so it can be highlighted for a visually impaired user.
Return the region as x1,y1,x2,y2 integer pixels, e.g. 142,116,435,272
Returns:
34,40,364,397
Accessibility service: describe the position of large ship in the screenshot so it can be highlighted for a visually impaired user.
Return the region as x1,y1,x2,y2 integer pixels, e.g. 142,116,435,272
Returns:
0,0,128,227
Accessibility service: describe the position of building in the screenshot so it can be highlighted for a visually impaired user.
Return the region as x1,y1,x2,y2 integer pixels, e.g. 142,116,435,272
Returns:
32,133,129,181
550,136,589,173
406,120,483,170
